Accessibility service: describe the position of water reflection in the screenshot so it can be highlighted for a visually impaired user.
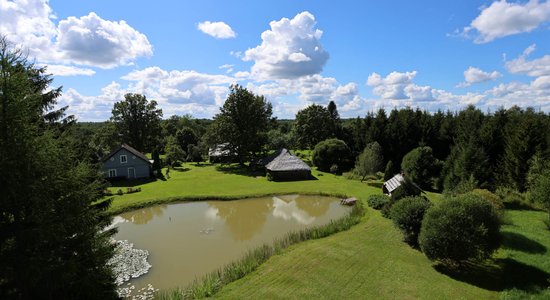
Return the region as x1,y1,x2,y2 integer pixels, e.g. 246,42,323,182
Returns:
120,204,167,225
207,200,273,241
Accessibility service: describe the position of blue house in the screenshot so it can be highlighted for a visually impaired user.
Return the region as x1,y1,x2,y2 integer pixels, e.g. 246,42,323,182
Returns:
101,144,153,179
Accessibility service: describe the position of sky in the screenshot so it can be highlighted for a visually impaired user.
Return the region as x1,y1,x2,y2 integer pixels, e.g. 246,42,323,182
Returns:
1,0,550,121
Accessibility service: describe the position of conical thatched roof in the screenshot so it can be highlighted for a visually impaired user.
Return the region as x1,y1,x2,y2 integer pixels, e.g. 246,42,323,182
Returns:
265,149,311,172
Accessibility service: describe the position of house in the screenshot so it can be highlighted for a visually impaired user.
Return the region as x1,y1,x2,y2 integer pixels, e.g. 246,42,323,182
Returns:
383,173,404,196
262,148,311,181
208,143,238,163
101,144,153,179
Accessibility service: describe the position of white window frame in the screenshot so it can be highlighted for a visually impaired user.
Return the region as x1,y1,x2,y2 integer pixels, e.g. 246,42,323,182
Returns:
127,167,135,179
120,155,127,164
108,169,117,177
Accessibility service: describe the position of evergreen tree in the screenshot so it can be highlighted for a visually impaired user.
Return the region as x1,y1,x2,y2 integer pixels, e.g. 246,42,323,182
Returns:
0,37,117,299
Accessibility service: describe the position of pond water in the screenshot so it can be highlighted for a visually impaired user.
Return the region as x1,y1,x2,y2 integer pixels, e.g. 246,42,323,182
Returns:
113,194,351,291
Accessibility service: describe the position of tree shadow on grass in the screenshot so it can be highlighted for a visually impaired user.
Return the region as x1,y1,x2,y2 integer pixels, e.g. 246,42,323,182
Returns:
434,258,549,292
172,166,191,172
501,231,546,254
216,164,264,178
108,177,156,187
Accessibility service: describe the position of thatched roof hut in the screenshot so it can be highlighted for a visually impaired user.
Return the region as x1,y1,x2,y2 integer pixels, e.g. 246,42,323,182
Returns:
263,149,311,181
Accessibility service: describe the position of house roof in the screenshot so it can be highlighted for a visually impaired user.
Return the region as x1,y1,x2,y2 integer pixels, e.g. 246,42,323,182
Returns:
384,173,404,193
102,144,152,165
208,143,236,157
265,149,311,172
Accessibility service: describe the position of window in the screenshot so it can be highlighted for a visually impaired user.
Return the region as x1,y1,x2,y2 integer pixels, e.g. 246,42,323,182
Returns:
120,155,127,164
108,169,117,177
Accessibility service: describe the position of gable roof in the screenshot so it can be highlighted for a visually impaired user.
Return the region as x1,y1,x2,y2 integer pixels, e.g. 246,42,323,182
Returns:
384,173,404,193
102,144,152,165
265,149,311,172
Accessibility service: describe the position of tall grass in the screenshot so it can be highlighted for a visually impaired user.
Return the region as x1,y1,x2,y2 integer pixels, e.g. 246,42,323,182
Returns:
156,201,364,300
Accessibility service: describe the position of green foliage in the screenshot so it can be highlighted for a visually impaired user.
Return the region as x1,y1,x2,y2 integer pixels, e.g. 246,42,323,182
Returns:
176,127,198,153
469,189,504,215
186,144,203,164
0,37,116,299
293,104,333,149
390,196,432,246
419,193,501,265
165,135,187,165
267,128,295,150
152,149,162,176
401,146,440,190
354,142,383,182
367,194,391,210
330,164,340,175
391,176,421,202
384,160,396,181
312,138,352,172
528,171,550,224
205,84,272,164
111,93,163,152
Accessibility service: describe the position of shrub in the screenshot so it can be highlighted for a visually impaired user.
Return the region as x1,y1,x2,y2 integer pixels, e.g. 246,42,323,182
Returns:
126,187,142,194
103,189,113,196
330,164,340,175
116,189,123,196
367,194,390,210
470,189,504,214
312,138,352,172
381,203,393,218
391,176,421,202
390,196,432,246
266,172,274,181
419,193,501,265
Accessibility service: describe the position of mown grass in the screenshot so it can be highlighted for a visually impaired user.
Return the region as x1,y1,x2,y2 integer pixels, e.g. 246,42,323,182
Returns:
157,203,364,300
107,163,550,299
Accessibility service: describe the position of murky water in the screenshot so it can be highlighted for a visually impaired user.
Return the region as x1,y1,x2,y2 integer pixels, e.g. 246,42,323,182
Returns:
113,194,351,291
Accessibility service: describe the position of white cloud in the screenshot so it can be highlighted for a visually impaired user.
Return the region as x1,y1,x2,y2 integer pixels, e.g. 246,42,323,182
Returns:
197,21,236,39
505,44,550,77
461,0,550,43
56,12,153,68
219,64,234,73
243,11,329,80
42,64,96,76
457,67,502,87
0,1,152,69
366,71,417,99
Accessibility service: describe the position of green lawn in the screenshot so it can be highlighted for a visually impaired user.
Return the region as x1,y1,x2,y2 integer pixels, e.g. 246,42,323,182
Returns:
107,163,550,299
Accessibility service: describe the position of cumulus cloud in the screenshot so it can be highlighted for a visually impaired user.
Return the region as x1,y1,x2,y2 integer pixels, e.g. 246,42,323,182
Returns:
243,11,329,80
197,21,236,39
460,0,550,43
42,64,96,76
505,44,550,77
56,12,153,68
457,67,502,87
366,71,417,99
0,1,152,70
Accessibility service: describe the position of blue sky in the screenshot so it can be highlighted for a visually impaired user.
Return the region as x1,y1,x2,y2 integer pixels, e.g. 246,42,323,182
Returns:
1,0,550,121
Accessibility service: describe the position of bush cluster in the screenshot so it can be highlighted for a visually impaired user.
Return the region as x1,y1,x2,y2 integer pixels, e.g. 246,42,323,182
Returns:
367,194,390,210
419,193,501,264
390,196,431,246
312,139,352,173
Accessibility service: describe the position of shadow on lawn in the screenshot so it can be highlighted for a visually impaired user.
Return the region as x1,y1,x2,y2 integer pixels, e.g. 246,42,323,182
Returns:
216,164,264,178
108,177,157,187
501,231,547,254
435,258,549,292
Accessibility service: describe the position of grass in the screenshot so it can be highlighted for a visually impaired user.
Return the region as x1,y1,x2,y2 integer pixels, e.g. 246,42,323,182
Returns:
106,163,550,299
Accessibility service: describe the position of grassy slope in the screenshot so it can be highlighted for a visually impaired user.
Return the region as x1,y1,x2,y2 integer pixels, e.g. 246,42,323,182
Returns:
108,163,549,299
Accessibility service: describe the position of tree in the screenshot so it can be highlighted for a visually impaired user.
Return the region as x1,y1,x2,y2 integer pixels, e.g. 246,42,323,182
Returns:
111,93,163,152
327,100,342,138
293,104,333,149
165,135,187,166
187,144,203,164
176,127,198,153
205,85,272,164
354,142,383,182
384,160,397,181
401,146,440,190
0,37,116,298
419,193,501,265
312,138,352,173
529,170,550,225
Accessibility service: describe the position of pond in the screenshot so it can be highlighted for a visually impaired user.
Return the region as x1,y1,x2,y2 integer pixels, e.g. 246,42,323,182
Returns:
113,194,352,292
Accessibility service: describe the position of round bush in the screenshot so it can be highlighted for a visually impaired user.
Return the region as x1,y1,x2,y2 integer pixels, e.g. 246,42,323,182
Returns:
390,196,432,246
419,193,501,265
367,194,390,210
470,189,504,215
312,139,352,172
